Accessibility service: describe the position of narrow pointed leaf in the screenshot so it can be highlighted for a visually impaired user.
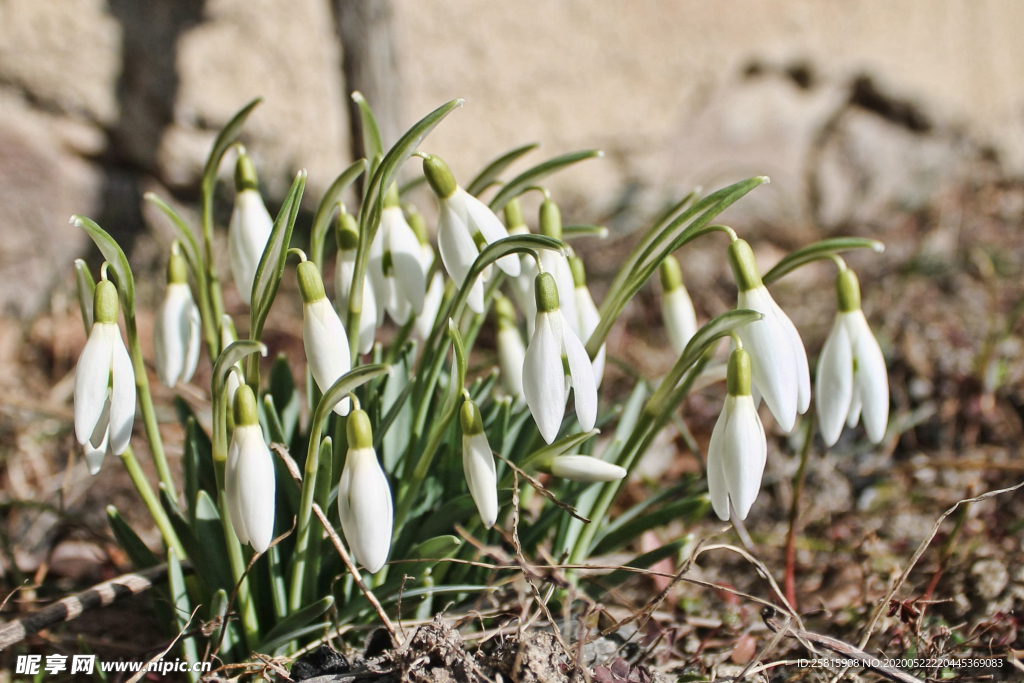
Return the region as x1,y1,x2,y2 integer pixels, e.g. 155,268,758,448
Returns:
489,149,603,212
201,97,261,201
143,194,203,277
762,237,885,285
250,170,306,342
194,491,236,594
352,92,384,170
107,506,158,569
258,596,334,653
74,259,95,333
72,216,135,318
166,548,200,680
466,142,540,196
587,539,687,594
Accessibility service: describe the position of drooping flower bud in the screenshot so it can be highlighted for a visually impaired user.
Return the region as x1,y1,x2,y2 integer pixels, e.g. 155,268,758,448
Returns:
334,209,378,354
547,455,625,483
228,149,273,306
569,256,605,387
495,294,526,399
225,384,276,552
460,399,498,528
298,260,351,415
154,244,201,388
707,347,767,521
337,409,393,573
659,255,698,356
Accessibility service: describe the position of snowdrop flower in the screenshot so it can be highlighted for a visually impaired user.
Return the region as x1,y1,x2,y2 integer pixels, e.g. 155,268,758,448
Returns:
406,204,435,271
659,255,698,356
298,258,351,415
370,184,427,325
707,347,767,521
729,239,810,433
548,455,625,483
154,245,200,388
337,409,393,573
74,279,135,474
494,295,526,399
225,385,275,553
228,150,273,306
460,398,498,528
519,200,576,337
816,268,889,446
334,210,378,354
422,153,520,314
523,272,598,444
569,256,605,387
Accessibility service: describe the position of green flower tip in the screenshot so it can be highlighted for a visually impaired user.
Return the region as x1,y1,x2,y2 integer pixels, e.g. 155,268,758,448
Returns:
539,199,562,240
503,198,526,230
346,409,374,450
659,255,683,292
422,154,457,199
836,268,861,312
335,210,360,251
727,347,752,397
93,279,119,324
383,182,400,209
459,399,484,436
232,384,259,427
296,260,327,304
234,152,259,192
727,239,763,292
406,208,429,245
535,272,560,313
167,249,188,285
569,256,586,288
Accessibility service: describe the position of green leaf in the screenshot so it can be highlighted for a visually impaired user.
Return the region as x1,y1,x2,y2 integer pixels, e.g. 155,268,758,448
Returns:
207,589,239,660
72,215,136,319
520,429,600,472
268,353,300,446
166,547,200,680
182,419,200,522
309,159,368,270
73,259,95,333
258,596,334,653
587,539,687,594
466,142,540,197
762,237,885,285
159,485,199,563
250,170,307,343
593,494,708,554
143,193,203,279
488,149,603,212
106,506,158,569
194,491,236,595
380,350,415,471
212,341,266,403
201,97,261,203
416,490,514,540
352,92,384,172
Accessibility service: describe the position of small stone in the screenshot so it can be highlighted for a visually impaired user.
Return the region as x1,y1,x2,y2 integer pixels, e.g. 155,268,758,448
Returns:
971,558,1009,600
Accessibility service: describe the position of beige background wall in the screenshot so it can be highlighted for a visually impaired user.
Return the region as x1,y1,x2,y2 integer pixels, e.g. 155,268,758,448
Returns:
1,0,1022,315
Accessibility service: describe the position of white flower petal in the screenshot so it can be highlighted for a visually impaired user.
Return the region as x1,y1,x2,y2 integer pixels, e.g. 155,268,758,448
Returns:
575,285,604,387
541,251,576,329
846,387,863,429
847,311,889,444
335,250,378,355
154,284,195,387
367,226,388,326
84,397,111,475
706,406,731,522
437,202,478,290
815,316,854,447
107,326,136,455
720,395,767,520
385,208,427,316
463,433,498,528
233,426,276,552
737,287,798,433
303,299,352,415
772,297,811,415
460,190,520,277
338,448,393,573
560,313,598,432
228,189,273,306
523,312,567,443
225,435,249,546
497,325,526,398
75,324,113,446
549,455,625,483
182,299,201,384
662,286,698,356
414,272,445,342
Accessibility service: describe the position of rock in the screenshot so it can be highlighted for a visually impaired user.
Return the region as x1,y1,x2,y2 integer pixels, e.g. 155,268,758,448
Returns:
971,558,1009,600
290,645,350,682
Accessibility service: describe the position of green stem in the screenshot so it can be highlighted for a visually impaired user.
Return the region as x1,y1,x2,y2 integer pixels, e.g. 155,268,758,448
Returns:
213,457,260,651
119,446,185,558
784,414,815,611
124,315,176,500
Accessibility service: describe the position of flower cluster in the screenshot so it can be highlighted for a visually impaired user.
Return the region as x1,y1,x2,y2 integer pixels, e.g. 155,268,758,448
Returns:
68,96,891,661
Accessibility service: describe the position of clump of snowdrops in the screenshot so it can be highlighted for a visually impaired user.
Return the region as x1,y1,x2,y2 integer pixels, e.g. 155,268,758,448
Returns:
70,95,887,669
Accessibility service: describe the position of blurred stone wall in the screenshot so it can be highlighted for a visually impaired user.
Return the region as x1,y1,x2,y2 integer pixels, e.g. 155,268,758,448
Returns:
1,0,1023,316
